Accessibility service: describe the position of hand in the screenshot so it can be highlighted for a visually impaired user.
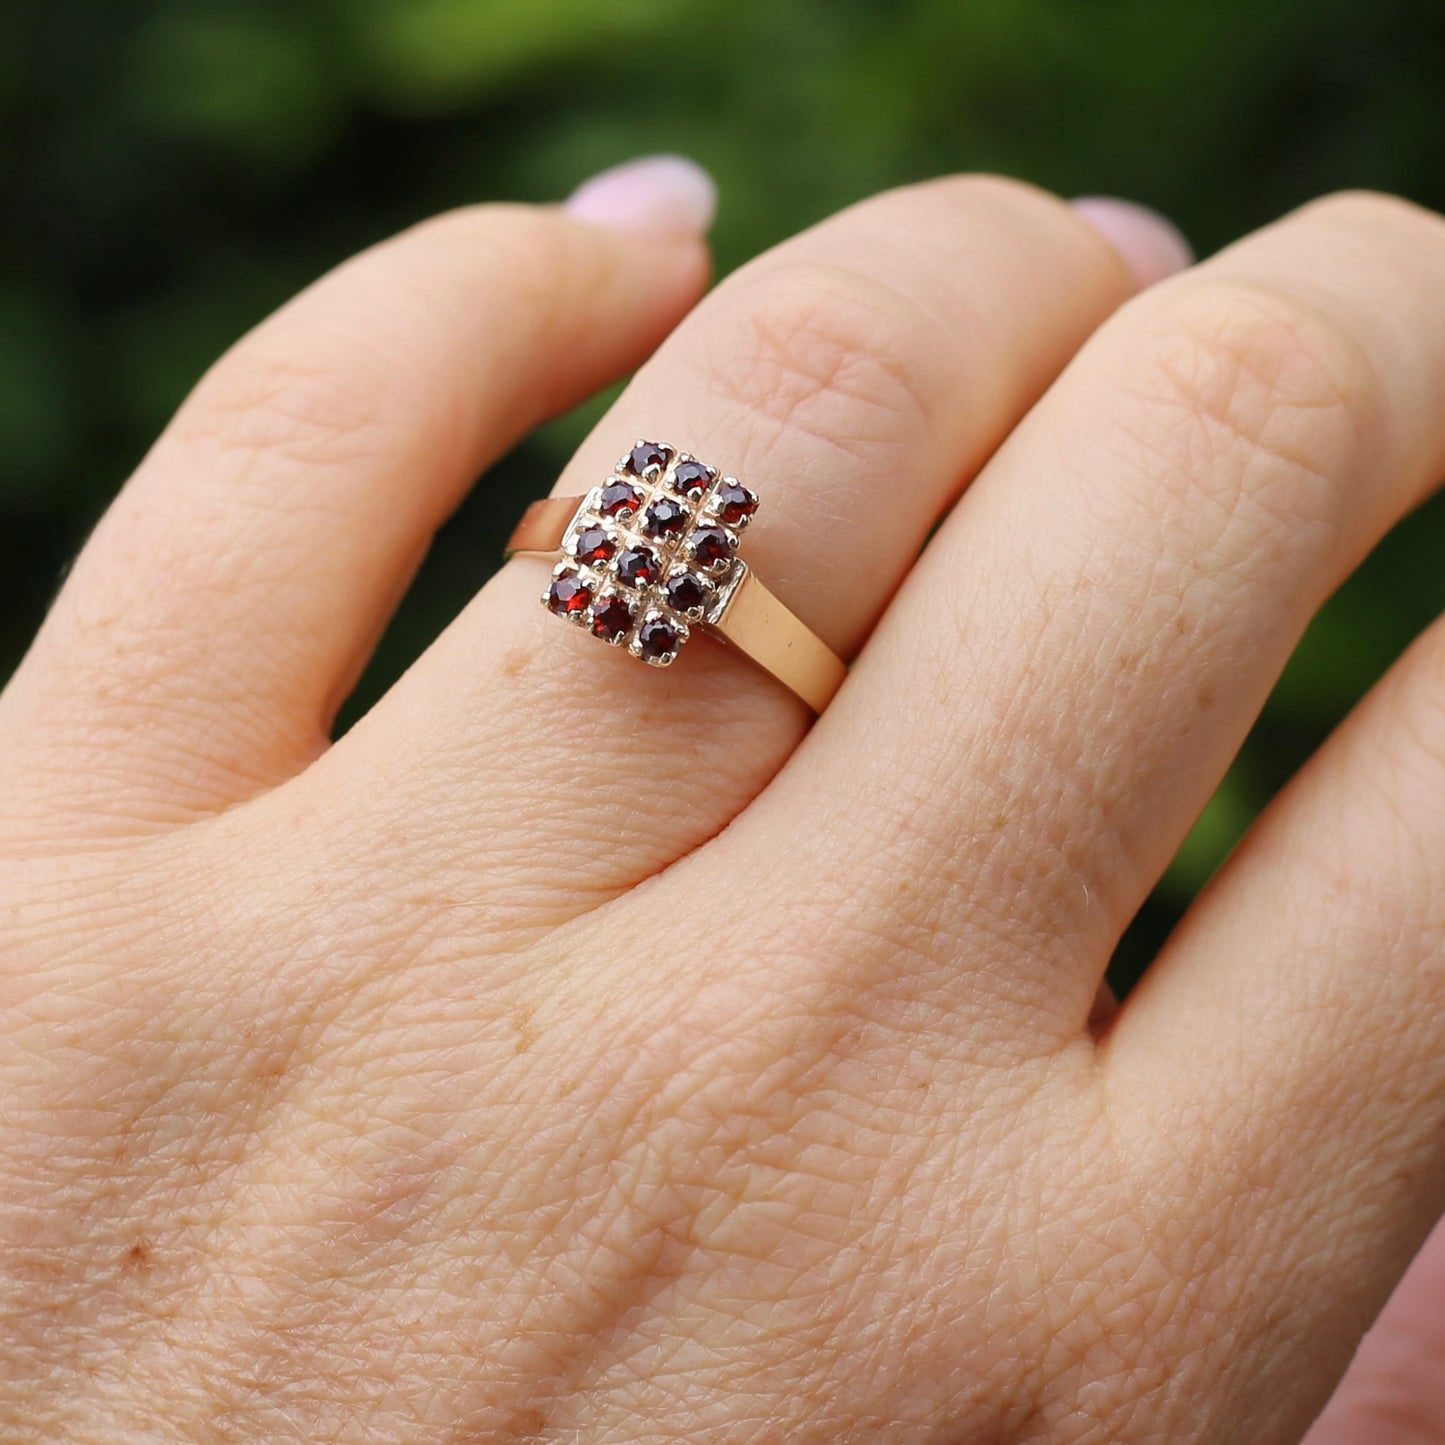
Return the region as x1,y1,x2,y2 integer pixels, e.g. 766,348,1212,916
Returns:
3,166,1443,1443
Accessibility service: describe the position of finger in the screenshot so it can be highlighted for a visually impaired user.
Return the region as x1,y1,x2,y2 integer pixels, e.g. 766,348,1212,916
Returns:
0,191,710,833
747,191,1445,1031
1100,608,1445,1439
317,177,1151,926
1302,1213,1445,1444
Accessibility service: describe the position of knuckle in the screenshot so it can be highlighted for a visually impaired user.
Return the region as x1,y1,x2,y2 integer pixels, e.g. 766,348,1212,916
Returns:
409,199,559,253
1303,187,1445,244
847,173,1077,257
1108,278,1382,543
697,259,949,463
408,202,585,324
871,171,1065,230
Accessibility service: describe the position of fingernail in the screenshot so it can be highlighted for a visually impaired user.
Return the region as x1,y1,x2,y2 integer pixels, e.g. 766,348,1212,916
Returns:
564,155,717,237
1071,197,1194,287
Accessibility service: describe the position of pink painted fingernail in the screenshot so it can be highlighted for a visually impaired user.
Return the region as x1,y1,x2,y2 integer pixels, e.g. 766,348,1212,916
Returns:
564,155,717,237
1072,197,1194,287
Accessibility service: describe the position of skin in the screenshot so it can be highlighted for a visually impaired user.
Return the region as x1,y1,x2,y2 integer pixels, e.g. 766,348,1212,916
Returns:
0,175,1442,1442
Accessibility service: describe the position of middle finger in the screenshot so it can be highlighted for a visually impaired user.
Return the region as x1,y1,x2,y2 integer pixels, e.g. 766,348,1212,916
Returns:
761,190,1445,1034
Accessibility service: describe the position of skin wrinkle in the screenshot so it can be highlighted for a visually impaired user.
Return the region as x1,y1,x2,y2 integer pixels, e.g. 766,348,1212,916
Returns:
718,279,931,425
586,947,982,1433
801,658,1132,1026
1111,1016,1415,1436
330,1075,728,1433
11,624,304,769
654,276,951,647
0,838,476,1410
176,336,402,475
666,180,1090,496
330,601,789,888
705,261,955,451
537,953,1057,1439
1093,290,1369,582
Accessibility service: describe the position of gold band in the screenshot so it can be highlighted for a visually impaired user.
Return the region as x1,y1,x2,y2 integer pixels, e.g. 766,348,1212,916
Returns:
507,494,847,714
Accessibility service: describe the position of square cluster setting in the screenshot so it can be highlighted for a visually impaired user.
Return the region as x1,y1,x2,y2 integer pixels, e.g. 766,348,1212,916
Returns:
544,440,758,666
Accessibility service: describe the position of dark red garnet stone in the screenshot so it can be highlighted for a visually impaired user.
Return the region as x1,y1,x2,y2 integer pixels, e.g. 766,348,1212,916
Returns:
672,459,712,496
626,440,671,476
616,546,662,587
599,480,643,517
637,617,681,660
590,595,633,643
714,482,758,526
547,570,592,617
690,527,733,567
643,498,689,539
573,526,615,565
665,573,709,614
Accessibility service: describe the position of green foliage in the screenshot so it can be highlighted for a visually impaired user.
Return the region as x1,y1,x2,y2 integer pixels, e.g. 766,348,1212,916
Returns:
126,6,344,167
3,0,1443,983
351,0,713,110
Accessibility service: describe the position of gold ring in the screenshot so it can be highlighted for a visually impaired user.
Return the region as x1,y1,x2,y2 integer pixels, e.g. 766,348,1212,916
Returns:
506,440,847,714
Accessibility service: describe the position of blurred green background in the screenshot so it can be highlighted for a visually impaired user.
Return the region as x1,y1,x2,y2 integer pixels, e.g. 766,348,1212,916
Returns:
4,0,1443,982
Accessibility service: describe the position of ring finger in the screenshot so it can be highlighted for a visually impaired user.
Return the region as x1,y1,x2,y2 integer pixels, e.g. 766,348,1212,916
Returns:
315,177,1155,926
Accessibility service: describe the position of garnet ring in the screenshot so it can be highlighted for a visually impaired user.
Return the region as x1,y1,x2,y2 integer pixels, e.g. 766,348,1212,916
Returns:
505,440,847,714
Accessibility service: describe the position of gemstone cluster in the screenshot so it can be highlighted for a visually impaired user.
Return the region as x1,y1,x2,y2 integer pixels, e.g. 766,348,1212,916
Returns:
543,441,758,666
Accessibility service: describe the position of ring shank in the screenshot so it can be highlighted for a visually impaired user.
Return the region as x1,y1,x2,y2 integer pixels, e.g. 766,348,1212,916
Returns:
505,495,847,713
505,496,587,559
710,566,847,714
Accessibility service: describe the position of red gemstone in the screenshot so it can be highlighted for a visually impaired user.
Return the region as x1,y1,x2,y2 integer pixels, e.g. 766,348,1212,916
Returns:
573,526,615,564
714,481,758,526
547,569,592,617
616,545,661,587
643,498,689,539
637,616,681,661
599,481,642,517
590,594,633,643
690,526,733,568
626,440,671,476
672,459,713,497
665,572,710,615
